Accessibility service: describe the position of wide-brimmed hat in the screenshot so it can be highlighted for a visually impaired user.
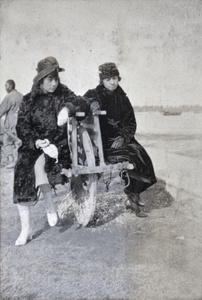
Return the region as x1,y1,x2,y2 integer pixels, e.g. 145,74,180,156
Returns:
33,57,65,82
99,62,120,80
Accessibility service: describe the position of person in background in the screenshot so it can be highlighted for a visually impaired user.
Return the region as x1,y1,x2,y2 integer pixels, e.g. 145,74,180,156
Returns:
0,80,23,168
84,62,157,217
14,57,99,246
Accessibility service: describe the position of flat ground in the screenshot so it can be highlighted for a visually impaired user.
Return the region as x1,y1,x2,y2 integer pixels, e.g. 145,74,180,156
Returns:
1,134,202,300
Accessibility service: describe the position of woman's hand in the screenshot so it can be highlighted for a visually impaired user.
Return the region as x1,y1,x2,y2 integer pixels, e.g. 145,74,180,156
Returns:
35,139,50,149
43,144,58,163
111,137,124,149
90,101,100,113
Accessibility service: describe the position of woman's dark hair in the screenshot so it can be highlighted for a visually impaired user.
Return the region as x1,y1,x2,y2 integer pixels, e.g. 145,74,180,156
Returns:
6,80,15,89
99,75,121,85
98,63,121,84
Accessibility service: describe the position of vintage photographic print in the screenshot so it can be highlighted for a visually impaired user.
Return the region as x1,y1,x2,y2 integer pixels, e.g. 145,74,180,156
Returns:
0,0,202,299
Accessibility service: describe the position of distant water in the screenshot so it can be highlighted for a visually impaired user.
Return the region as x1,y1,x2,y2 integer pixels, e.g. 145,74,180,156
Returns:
135,112,202,135
0,112,201,136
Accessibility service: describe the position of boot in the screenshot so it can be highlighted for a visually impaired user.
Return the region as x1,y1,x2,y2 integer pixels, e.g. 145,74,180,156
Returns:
41,186,58,227
15,202,32,246
133,193,145,207
137,199,145,207
125,193,147,218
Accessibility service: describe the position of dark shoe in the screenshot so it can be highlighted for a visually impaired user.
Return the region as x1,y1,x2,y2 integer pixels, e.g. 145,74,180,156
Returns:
137,200,145,207
125,199,132,210
125,199,147,218
135,210,147,217
128,193,145,207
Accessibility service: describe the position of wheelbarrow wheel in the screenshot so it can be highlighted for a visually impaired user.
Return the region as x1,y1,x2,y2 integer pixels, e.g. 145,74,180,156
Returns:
71,126,97,227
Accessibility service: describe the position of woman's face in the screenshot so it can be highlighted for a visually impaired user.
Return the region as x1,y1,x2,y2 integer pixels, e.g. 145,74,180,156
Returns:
103,76,119,92
40,71,59,93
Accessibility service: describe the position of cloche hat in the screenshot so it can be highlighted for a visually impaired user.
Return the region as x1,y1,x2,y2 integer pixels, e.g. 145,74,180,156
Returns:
99,62,120,80
33,57,65,82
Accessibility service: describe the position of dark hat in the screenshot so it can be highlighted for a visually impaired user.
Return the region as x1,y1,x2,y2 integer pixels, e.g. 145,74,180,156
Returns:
99,62,120,80
33,57,65,82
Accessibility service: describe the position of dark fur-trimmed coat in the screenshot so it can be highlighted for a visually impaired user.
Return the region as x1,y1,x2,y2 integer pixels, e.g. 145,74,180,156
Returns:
14,83,92,203
84,84,156,193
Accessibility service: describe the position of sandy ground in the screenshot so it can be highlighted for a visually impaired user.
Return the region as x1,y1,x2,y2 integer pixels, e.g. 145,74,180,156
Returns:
1,134,202,300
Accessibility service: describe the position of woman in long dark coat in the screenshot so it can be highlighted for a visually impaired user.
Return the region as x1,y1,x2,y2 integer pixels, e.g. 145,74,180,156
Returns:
84,63,157,217
14,57,98,246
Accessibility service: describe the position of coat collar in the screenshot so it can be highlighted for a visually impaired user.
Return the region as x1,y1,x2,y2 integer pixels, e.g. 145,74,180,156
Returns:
96,84,126,97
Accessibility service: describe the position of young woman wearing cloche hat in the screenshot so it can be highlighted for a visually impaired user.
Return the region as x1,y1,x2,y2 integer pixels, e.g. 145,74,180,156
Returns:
13,57,99,246
84,62,157,217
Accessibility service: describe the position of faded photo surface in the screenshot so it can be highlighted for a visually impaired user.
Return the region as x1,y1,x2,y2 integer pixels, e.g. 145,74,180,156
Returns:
0,0,202,299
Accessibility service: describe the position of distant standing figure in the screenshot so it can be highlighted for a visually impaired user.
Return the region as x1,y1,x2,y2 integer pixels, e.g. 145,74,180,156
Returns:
84,63,157,217
0,80,23,168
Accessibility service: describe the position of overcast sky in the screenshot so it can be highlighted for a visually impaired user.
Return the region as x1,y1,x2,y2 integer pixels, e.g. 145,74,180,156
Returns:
0,0,202,107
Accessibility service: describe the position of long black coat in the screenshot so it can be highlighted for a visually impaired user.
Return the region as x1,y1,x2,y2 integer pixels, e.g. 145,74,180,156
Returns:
14,83,92,203
84,84,156,193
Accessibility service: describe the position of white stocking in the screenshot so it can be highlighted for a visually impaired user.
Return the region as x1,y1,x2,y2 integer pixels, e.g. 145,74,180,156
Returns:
40,184,58,227
15,202,32,246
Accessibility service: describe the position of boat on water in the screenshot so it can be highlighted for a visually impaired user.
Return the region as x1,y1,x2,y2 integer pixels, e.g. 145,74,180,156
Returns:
162,111,182,116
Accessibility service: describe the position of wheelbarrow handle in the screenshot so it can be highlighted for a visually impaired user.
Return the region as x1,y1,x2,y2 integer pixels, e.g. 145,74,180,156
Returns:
92,110,107,116
75,110,106,117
